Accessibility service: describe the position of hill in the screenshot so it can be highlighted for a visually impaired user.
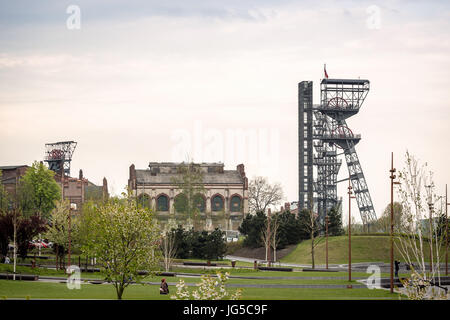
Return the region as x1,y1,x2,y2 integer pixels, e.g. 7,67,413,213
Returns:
281,235,439,265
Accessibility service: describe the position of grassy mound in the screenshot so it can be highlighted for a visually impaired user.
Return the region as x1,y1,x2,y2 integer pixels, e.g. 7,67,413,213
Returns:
281,235,438,265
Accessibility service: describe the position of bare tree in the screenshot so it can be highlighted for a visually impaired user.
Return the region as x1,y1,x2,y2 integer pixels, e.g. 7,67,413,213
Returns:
299,208,323,269
160,219,177,272
261,221,271,262
249,177,284,214
395,151,448,300
271,215,280,262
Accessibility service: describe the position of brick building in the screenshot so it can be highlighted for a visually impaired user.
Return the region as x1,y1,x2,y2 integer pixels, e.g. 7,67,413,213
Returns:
128,162,249,231
54,170,109,213
0,165,29,199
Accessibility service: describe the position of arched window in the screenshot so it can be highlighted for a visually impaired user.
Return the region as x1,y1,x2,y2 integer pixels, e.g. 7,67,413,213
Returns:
230,195,242,212
137,193,150,209
157,194,169,212
174,193,187,214
211,194,224,212
194,194,206,213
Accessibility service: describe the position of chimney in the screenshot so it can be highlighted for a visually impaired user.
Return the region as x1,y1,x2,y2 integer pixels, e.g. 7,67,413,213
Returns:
79,169,83,180
102,177,109,201
285,202,290,212
128,164,136,190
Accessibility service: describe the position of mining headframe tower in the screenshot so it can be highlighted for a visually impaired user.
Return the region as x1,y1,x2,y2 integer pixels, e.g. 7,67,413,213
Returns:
298,77,376,228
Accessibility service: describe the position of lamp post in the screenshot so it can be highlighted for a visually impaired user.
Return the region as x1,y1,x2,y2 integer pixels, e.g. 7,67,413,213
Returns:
446,184,448,276
389,152,400,294
348,179,355,283
425,184,434,274
68,203,76,273
325,215,329,270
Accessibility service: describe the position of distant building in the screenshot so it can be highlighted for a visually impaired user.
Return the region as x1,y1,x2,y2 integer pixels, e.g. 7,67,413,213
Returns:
0,165,29,199
128,162,249,231
54,169,109,213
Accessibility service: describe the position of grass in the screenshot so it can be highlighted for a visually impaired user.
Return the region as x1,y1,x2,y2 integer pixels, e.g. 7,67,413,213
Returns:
281,235,440,265
0,280,401,300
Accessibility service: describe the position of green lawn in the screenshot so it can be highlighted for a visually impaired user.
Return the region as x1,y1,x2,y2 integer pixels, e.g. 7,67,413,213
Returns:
0,280,401,300
281,235,439,265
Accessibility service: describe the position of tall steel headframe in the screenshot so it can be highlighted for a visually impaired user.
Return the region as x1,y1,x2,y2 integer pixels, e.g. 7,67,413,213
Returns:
44,141,77,176
298,78,376,227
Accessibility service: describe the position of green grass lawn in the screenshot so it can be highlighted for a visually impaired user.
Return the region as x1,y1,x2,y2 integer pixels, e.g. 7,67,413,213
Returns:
0,280,401,300
281,235,440,265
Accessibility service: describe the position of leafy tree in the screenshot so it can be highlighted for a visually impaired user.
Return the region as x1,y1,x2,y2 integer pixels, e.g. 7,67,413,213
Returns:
16,214,47,259
238,211,267,248
0,170,10,213
376,202,403,233
0,211,14,260
18,161,61,219
326,206,344,236
276,210,306,248
44,200,80,268
82,191,161,300
203,228,227,260
248,177,283,214
171,162,206,229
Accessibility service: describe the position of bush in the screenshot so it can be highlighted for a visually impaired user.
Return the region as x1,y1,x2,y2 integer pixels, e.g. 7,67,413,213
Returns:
173,227,227,260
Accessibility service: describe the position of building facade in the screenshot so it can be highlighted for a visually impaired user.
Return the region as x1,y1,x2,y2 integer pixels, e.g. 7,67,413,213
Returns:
0,165,29,200
128,162,249,232
54,170,109,213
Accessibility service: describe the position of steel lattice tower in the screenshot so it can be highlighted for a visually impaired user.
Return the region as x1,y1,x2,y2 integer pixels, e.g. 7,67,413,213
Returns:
44,141,77,176
299,78,376,227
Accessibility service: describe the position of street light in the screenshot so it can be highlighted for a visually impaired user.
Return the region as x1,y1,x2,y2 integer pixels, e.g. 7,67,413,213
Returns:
68,203,76,274
425,184,434,274
389,152,400,294
446,184,449,276
325,215,329,270
348,179,355,284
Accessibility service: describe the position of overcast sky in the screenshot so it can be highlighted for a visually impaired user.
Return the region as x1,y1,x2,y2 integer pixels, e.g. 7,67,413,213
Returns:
1,0,449,223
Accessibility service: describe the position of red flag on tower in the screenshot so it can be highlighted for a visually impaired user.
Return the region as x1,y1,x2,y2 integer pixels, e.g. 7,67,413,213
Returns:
324,64,329,79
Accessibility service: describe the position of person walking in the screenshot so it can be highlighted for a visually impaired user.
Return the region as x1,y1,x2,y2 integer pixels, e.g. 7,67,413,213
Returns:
160,278,169,295
394,260,400,278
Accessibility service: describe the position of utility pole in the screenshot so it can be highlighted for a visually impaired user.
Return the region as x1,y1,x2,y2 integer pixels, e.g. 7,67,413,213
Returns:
389,152,400,294
68,203,75,272
267,208,271,267
11,203,17,281
425,184,434,274
348,179,355,283
325,195,328,270
446,184,448,276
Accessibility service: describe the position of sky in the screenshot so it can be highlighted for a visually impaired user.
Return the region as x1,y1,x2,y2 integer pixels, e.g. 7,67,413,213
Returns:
0,0,449,224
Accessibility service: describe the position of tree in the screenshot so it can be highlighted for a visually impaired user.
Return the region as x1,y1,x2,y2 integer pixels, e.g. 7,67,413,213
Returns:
395,151,448,300
327,206,344,236
238,211,267,248
248,177,284,214
18,161,61,219
0,170,10,214
82,191,161,300
376,202,403,233
171,272,242,300
44,200,80,269
171,162,206,230
16,214,47,259
160,219,177,272
0,211,14,260
298,208,322,269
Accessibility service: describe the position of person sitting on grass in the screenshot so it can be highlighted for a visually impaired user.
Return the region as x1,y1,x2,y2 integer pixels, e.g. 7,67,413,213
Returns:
160,278,169,295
